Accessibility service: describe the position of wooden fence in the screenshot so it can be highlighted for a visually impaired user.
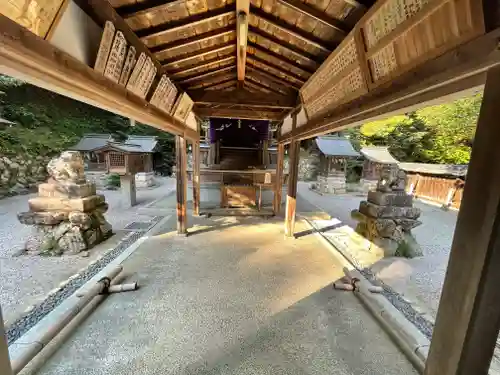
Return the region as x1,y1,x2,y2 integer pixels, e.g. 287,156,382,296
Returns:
406,174,464,209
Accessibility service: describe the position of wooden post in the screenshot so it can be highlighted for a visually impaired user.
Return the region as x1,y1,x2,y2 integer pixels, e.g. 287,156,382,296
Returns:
176,135,187,235
425,66,500,375
192,142,201,216
274,143,285,214
0,306,13,375
262,139,269,167
285,139,299,237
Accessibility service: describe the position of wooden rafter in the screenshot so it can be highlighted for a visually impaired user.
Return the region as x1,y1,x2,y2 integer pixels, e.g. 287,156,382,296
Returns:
244,80,272,94
249,27,319,63
194,107,285,120
205,80,237,91
237,0,250,81
189,89,296,108
189,76,236,90
247,42,316,73
162,43,235,68
276,0,348,35
137,4,235,40
170,56,236,78
247,65,300,89
247,55,307,83
180,66,236,84
115,0,181,18
151,27,234,54
246,75,289,95
250,6,333,53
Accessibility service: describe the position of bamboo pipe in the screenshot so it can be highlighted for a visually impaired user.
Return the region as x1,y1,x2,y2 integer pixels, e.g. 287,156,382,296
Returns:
11,265,124,374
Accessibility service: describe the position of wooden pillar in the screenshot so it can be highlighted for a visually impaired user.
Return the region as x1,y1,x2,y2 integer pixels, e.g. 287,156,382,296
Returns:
192,142,201,216
176,135,187,235
425,66,500,375
0,306,13,375
285,139,299,237
274,143,285,214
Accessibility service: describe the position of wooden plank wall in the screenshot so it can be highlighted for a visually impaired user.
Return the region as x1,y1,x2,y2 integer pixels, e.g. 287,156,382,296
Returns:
406,174,464,208
298,0,485,124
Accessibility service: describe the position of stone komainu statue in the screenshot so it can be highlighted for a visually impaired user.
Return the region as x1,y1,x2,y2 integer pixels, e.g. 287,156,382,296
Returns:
46,151,86,183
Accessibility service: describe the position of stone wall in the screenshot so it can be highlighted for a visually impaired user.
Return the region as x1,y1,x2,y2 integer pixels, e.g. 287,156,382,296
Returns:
0,155,51,199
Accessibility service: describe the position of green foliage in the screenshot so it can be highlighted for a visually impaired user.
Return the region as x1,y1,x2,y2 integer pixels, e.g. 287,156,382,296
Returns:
345,94,482,165
0,76,175,173
106,173,121,189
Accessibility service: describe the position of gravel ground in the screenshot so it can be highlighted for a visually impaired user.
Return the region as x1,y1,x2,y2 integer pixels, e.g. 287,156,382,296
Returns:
0,177,175,324
297,181,457,321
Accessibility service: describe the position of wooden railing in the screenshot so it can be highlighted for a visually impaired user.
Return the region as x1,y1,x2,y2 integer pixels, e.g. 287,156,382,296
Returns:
299,0,484,123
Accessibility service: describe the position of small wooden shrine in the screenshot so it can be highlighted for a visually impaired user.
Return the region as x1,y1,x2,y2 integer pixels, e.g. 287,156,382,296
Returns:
360,146,399,190
314,136,359,194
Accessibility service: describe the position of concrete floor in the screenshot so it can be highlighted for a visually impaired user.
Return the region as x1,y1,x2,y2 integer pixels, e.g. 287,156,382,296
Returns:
34,213,417,375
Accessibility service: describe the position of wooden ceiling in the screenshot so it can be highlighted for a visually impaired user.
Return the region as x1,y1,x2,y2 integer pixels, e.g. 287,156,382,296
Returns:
107,0,375,119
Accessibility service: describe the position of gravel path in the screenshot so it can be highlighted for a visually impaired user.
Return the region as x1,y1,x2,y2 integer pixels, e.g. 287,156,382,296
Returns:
0,177,175,324
297,182,458,321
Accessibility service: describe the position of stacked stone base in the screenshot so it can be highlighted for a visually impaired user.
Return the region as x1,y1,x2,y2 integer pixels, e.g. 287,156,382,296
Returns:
18,181,112,255
316,173,347,194
352,190,422,258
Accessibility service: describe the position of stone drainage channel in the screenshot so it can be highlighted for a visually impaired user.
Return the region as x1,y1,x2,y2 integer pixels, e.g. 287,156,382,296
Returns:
5,216,163,345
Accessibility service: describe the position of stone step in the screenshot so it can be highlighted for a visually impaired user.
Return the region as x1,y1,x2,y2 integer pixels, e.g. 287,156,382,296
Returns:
368,191,413,207
359,201,421,219
28,195,105,213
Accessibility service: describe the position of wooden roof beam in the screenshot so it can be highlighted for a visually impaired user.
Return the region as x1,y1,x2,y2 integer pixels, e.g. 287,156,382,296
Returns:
250,6,333,53
244,80,272,94
151,27,234,55
237,0,250,81
189,89,296,108
276,0,348,35
246,75,290,95
170,56,236,78
247,42,316,73
247,56,306,84
194,107,285,120
137,4,235,40
205,80,238,90
188,76,236,90
115,0,182,18
247,65,300,89
248,27,319,64
179,66,236,84
162,43,235,68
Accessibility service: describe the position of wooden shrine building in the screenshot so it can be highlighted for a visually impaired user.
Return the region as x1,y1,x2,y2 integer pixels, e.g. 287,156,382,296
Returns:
2,0,500,374
314,135,359,194
359,146,399,189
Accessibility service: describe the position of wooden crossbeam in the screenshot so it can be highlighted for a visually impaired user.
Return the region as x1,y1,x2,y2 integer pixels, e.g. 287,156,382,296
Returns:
247,64,300,89
170,56,236,78
204,80,237,90
194,107,285,120
276,0,348,35
162,43,235,68
250,6,333,53
246,75,290,95
248,27,319,63
189,89,296,108
115,0,182,18
247,56,306,84
152,27,234,55
236,0,250,82
179,66,236,84
138,4,235,40
189,76,236,90
247,42,316,73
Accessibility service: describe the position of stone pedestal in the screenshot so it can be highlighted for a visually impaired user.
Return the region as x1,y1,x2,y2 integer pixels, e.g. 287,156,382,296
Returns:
120,174,137,208
352,168,422,258
317,172,346,194
135,172,155,188
17,151,112,256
